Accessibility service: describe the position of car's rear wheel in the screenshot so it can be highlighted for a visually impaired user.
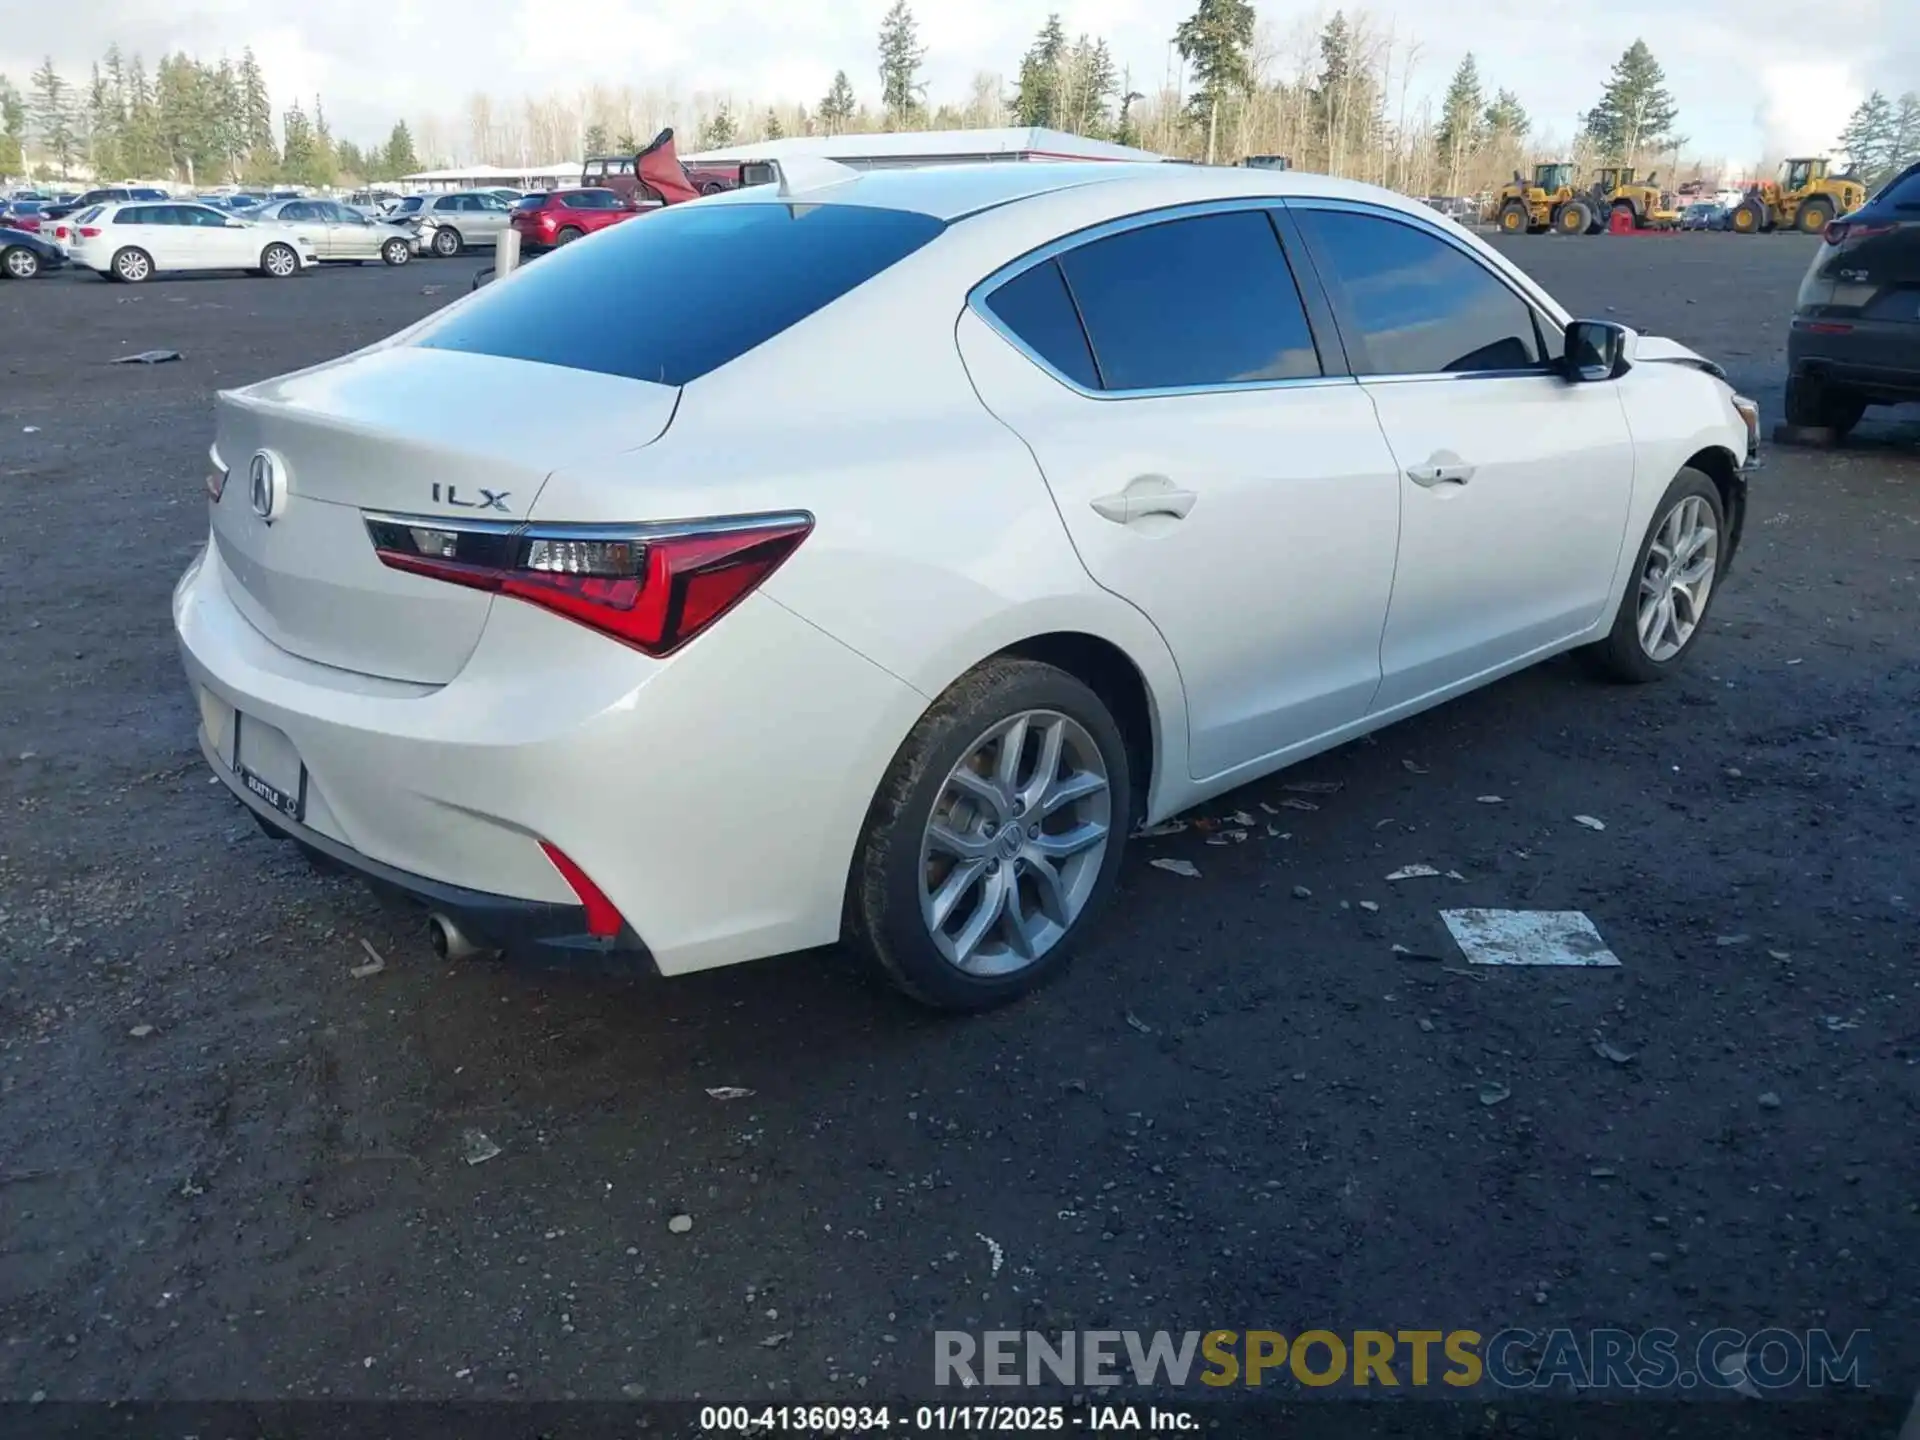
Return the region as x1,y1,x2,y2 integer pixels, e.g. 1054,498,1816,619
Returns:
261,242,299,278
112,246,152,283
1784,373,1866,436
432,226,461,257
1586,468,1725,683
2,245,39,279
381,238,411,266
555,226,584,245
847,658,1132,1011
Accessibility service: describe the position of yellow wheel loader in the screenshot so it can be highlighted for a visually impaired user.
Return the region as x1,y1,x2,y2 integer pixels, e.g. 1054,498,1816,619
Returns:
1730,158,1867,235
1493,163,1577,235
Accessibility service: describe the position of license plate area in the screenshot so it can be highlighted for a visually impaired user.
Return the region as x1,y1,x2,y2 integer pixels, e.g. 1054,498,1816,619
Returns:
233,712,306,823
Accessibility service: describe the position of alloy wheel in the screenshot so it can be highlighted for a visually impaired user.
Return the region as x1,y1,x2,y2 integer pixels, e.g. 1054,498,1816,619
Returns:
918,709,1111,976
265,246,297,277
4,248,37,278
1636,495,1718,662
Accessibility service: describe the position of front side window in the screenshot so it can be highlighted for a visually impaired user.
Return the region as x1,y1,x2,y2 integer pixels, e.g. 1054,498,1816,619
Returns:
1054,209,1322,391
1294,208,1543,376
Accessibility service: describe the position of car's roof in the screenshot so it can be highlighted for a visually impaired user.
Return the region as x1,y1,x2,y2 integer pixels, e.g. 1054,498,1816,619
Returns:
706,160,1434,224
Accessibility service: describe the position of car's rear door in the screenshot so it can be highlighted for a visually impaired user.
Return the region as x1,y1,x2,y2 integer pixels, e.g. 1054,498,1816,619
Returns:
957,203,1404,782
1286,201,1635,712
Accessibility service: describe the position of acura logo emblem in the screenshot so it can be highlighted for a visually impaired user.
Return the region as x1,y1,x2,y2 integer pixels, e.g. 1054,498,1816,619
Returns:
249,450,285,522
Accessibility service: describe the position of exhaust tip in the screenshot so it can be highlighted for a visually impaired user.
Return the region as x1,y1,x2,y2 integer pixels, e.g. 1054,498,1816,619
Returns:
427,913,493,962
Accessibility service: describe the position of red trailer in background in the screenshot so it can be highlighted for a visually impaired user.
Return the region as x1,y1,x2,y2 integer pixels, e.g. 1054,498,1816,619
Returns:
582,129,776,205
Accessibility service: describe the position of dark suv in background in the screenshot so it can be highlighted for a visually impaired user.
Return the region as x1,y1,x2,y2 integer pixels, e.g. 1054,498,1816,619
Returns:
1787,161,1920,435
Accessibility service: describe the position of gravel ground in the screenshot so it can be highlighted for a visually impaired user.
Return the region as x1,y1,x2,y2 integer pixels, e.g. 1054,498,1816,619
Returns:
1,234,1916,1422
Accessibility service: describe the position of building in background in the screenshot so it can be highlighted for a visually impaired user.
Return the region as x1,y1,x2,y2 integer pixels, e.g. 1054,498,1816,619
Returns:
683,126,1164,172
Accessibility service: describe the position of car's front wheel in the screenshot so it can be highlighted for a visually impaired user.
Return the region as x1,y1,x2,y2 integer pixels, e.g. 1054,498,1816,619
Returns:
847,658,1132,1011
1586,468,1725,683
381,238,411,266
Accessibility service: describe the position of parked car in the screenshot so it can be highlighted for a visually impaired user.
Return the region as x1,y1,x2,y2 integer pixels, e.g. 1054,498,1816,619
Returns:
0,198,48,231
0,223,65,279
251,198,417,264
1680,202,1730,231
175,161,1759,1010
67,200,318,282
405,190,515,257
1786,160,1920,436
508,188,644,250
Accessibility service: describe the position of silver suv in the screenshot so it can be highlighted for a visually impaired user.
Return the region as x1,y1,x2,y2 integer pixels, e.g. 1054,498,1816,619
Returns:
405,190,514,257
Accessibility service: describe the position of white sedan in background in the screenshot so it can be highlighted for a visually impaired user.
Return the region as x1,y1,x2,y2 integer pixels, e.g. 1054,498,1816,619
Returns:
175,161,1759,1010
68,199,319,282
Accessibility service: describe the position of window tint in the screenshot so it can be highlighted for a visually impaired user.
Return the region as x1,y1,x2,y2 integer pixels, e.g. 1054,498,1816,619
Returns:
433,196,460,211
1875,165,1920,208
1056,210,1321,390
515,193,549,211
985,259,1099,389
416,201,946,386
1295,209,1542,376
394,197,424,215
182,205,229,227
115,205,151,225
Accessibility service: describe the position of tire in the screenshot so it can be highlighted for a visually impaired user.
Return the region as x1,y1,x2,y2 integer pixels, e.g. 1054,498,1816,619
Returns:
1497,202,1529,235
1796,198,1834,234
2,245,39,279
260,242,299,278
846,658,1133,1011
1784,373,1867,436
431,226,461,257
1731,199,1766,234
555,226,584,245
381,238,411,266
1557,200,1592,235
112,246,153,283
1585,469,1726,683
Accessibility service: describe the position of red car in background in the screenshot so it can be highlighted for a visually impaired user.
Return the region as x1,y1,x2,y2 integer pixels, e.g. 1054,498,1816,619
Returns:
509,188,645,251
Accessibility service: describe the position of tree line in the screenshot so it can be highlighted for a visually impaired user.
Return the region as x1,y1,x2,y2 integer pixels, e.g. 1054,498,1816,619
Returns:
1836,91,1920,189
0,49,419,186
6,4,1718,202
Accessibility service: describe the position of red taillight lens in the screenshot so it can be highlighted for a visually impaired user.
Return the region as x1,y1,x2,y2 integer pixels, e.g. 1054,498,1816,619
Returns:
1825,220,1893,245
78,226,100,237
19,219,40,232
366,513,811,656
538,841,624,938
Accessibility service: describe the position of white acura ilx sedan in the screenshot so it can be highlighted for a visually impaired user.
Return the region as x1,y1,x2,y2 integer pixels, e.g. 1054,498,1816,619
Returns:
175,160,1760,1010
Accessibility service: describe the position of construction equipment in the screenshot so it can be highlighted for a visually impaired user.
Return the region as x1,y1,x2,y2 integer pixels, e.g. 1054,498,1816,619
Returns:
1493,163,1577,234
1730,158,1867,235
1592,167,1681,231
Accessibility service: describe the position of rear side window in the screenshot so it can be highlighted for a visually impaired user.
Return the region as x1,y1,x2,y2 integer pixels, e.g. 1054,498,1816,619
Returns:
1295,209,1542,376
1875,165,1920,208
1056,210,1322,390
984,260,1099,389
415,202,947,386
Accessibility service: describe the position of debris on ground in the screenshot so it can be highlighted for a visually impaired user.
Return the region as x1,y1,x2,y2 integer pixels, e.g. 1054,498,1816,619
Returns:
128,1024,155,1039
1225,810,1257,827
1204,829,1248,845
1386,864,1441,881
668,1213,694,1233
1359,900,1380,913
21,426,39,434
1479,1082,1512,1107
1402,760,1430,774
977,1232,1005,1275
1443,909,1621,967
1124,1011,1153,1035
705,1086,755,1101
1715,934,1751,947
1476,795,1505,804
1282,780,1343,795
1279,797,1320,812
1133,820,1188,838
1757,1092,1782,1110
349,938,385,978
1393,949,1447,963
1149,858,1199,878
1592,1038,1635,1065
1820,1016,1861,1032
420,285,444,296
1573,814,1607,831
1417,1018,1435,1033
110,350,182,365
1291,885,1312,900
760,1332,792,1349
1590,1167,1618,1179
461,1129,502,1166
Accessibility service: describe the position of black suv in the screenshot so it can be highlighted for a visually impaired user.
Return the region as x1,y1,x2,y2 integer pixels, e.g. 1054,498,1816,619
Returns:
1787,161,1920,435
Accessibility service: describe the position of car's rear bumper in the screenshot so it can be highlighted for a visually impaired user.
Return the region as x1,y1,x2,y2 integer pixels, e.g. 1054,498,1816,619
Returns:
1789,318,1920,400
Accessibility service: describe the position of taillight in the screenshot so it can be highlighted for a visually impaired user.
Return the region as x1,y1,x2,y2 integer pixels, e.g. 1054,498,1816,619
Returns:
364,511,811,656
206,452,228,502
539,841,624,937
54,226,68,239
78,226,100,238
1825,220,1893,245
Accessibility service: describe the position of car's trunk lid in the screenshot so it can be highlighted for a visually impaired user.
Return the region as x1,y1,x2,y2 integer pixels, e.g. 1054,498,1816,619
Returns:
212,344,678,684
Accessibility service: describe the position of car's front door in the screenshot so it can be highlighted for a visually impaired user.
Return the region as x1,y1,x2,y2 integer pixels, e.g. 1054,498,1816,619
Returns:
180,203,254,267
322,202,374,258
957,204,1404,781
1288,203,1637,713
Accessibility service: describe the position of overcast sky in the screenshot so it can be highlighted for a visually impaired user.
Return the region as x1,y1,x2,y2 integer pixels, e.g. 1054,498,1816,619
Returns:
4,0,1915,165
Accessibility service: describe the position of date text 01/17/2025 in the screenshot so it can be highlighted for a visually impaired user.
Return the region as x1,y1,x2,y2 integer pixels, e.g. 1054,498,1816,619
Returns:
696,1403,1199,1432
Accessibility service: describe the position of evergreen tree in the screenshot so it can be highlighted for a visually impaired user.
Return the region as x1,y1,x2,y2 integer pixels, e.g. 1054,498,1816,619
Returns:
1174,0,1256,162
0,76,25,177
1837,90,1896,185
237,48,274,153
700,102,737,150
1582,39,1680,162
210,58,242,179
763,108,784,140
877,0,926,125
29,58,78,174
1482,88,1529,139
819,70,857,135
120,56,164,177
308,95,337,186
281,100,317,185
384,119,419,178
1435,53,1484,187
1895,93,1920,174
335,138,365,179
86,64,120,179
1014,15,1068,128
581,121,609,155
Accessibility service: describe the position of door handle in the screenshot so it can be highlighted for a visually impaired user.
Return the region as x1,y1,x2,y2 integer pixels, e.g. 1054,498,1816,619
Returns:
1406,460,1475,488
1091,477,1198,525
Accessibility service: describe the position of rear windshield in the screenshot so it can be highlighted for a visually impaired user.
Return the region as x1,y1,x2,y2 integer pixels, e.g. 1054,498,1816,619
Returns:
393,197,424,214
415,201,947,386
513,193,549,210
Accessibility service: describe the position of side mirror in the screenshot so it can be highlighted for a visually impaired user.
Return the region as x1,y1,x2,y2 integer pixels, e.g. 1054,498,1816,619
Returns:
1562,319,1631,383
